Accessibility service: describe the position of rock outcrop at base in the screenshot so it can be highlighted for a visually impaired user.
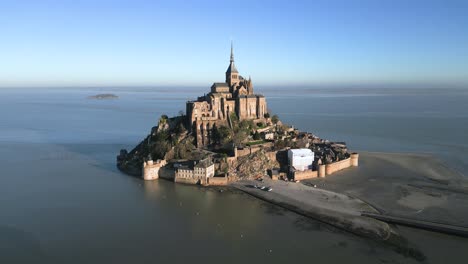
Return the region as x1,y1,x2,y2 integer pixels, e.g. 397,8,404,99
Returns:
232,149,280,179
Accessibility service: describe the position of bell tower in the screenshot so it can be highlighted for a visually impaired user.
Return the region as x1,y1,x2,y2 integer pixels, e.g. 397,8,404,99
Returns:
226,42,239,87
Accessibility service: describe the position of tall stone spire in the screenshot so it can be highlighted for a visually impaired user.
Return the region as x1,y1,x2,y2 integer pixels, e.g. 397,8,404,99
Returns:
226,41,239,86
230,41,234,63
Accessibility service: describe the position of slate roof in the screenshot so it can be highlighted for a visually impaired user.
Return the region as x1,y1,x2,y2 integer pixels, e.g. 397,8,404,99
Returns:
226,62,238,73
212,82,229,87
195,158,213,168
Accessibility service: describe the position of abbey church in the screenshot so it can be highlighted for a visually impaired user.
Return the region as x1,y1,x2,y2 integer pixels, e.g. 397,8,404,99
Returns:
186,44,268,147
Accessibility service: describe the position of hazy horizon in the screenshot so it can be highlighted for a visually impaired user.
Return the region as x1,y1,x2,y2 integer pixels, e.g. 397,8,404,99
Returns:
1,82,467,90
1,0,467,87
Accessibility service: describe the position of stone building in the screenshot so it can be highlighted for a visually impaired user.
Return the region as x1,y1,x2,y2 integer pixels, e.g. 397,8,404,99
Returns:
174,158,215,184
186,44,268,147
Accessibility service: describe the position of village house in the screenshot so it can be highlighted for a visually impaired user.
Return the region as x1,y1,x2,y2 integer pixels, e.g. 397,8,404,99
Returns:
174,158,215,184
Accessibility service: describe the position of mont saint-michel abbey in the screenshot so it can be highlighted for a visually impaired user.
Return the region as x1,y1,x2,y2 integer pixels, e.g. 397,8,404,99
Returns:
186,45,267,147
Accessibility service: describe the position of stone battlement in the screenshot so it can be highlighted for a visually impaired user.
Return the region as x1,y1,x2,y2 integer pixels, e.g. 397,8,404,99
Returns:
292,153,359,180
142,159,167,180
320,153,359,177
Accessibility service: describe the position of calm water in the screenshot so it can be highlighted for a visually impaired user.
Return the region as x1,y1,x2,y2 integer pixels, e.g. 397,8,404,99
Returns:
1,87,467,263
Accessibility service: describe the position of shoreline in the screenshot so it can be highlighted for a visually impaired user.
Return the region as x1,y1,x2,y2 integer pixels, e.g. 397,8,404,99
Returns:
350,150,467,180
119,150,468,233
230,177,426,261
116,150,468,260
231,179,393,240
302,152,468,226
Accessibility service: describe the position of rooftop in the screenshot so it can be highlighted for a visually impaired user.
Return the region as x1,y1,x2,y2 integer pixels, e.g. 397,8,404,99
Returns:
212,82,229,87
288,148,314,157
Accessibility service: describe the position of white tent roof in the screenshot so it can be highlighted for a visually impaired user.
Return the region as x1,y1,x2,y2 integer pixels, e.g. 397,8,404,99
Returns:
288,148,313,157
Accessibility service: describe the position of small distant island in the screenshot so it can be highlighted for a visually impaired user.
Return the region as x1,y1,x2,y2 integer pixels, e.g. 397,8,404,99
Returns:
116,44,467,259
87,93,119,100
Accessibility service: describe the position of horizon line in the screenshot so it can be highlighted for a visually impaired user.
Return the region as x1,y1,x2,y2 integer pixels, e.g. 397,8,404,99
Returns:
1,82,467,90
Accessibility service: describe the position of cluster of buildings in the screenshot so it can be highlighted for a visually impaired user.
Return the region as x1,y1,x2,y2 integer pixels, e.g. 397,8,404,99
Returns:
135,44,358,185
186,44,268,147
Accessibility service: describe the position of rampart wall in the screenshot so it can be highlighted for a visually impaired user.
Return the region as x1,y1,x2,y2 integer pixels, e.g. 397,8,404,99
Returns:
235,143,274,158
325,158,352,175
142,159,167,180
295,153,359,179
208,176,228,186
323,153,359,177
174,177,199,185
293,170,318,181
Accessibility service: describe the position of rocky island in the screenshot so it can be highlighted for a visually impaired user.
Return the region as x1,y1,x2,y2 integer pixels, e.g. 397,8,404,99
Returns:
116,45,468,260
117,45,358,183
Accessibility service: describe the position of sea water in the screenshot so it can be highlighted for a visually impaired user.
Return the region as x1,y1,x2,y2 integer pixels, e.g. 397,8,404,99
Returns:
0,87,467,263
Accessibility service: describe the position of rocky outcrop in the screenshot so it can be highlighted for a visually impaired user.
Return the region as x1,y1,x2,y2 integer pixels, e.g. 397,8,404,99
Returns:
232,149,280,179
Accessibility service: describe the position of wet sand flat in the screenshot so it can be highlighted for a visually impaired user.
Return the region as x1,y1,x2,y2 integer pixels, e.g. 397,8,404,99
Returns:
304,152,468,227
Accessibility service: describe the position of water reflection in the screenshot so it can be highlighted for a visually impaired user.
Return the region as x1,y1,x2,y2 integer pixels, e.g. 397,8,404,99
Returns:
0,226,50,263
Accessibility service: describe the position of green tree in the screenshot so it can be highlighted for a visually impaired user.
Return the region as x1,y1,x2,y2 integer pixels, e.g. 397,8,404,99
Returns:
253,131,261,140
233,130,248,145
212,125,231,145
152,140,170,159
239,119,255,131
271,115,279,125
274,139,286,150
174,122,186,135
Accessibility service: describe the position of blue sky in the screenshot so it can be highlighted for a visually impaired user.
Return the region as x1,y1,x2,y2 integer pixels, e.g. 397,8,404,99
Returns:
0,0,467,88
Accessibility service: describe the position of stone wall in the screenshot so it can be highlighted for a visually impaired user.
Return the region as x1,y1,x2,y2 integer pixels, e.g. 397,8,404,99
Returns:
236,148,251,157
323,153,359,176
318,164,326,177
293,170,318,181
325,158,352,175
235,143,274,158
207,176,228,186
174,176,227,186
226,156,237,167
142,159,167,180
174,177,199,185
